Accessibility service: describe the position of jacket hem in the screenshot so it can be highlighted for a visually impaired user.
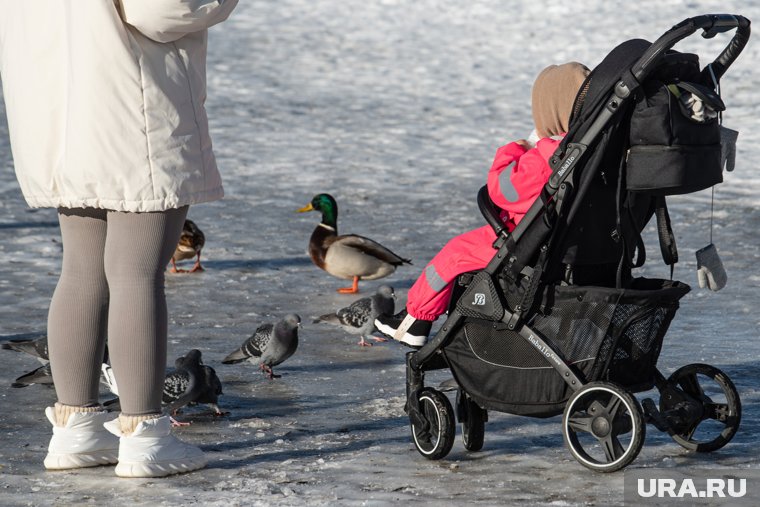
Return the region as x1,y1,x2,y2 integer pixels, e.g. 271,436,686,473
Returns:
22,187,224,213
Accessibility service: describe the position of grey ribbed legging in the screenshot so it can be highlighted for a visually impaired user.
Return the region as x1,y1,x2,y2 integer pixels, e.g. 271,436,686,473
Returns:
48,206,188,415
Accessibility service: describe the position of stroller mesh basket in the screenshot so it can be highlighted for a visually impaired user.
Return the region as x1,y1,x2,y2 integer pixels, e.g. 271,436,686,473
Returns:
444,278,690,417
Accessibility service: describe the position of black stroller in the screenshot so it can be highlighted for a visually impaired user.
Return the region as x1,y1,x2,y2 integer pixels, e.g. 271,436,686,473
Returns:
404,14,750,472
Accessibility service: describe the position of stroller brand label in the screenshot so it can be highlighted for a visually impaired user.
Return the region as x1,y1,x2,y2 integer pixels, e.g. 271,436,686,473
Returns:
558,154,576,177
527,334,561,366
472,293,486,306
624,469,760,505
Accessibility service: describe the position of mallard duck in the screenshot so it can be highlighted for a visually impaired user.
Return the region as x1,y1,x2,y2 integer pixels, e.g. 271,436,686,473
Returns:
297,194,411,293
170,219,205,273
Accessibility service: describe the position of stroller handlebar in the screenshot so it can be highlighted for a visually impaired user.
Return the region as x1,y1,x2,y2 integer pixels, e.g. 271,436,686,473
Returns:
632,14,751,83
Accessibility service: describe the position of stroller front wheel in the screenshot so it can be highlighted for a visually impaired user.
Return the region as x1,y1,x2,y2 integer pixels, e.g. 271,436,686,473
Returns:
410,387,456,460
563,382,645,473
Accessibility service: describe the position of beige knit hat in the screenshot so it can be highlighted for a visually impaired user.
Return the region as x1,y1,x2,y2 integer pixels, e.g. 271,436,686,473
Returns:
531,62,590,139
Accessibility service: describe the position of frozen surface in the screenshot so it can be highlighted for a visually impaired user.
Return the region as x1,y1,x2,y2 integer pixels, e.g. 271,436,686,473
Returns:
0,1,758,505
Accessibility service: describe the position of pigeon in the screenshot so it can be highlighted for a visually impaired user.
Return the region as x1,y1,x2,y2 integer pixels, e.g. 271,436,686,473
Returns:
12,363,54,388
2,335,109,365
103,356,225,418
11,363,115,390
2,335,49,364
5,340,111,389
222,314,301,379
163,358,225,417
314,285,396,347
170,219,205,273
162,349,207,416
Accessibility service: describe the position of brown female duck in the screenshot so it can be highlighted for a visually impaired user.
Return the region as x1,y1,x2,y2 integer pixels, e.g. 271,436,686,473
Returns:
170,219,205,273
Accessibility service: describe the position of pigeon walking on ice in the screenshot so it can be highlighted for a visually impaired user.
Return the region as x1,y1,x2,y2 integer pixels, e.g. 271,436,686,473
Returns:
314,285,396,347
103,356,225,418
12,363,54,388
197,364,225,414
5,339,112,389
163,364,224,415
2,334,49,364
12,363,115,390
222,314,301,379
163,361,225,417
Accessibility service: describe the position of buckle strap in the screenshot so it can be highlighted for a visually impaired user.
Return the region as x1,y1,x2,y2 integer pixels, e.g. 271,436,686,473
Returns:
393,314,418,341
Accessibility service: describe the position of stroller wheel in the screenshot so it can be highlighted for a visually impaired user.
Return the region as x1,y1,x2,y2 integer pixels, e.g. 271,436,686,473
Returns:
563,382,645,473
410,387,456,460
661,363,741,452
457,390,486,452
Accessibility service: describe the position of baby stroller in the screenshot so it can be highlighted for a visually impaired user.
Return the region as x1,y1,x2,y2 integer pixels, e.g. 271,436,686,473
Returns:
404,14,750,472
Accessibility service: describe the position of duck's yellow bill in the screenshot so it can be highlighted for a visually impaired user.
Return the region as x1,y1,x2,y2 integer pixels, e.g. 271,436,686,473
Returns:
297,203,314,213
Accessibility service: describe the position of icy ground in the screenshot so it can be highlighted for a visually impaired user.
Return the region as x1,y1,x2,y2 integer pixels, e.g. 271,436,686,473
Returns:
1,1,759,505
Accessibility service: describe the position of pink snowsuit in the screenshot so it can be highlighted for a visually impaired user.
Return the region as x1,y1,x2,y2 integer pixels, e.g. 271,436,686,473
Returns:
406,136,561,321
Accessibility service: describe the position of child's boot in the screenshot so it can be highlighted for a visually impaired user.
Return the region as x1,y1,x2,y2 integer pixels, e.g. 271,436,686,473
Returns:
104,414,207,478
375,310,432,348
44,403,119,470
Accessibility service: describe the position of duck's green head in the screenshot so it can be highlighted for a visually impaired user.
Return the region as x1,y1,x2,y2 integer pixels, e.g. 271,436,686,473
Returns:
297,193,338,228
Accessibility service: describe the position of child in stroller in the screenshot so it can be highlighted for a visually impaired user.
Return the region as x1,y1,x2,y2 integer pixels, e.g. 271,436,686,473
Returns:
399,14,749,472
375,62,590,347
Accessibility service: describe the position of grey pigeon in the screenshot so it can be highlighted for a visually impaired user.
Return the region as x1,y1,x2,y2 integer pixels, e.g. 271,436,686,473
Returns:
196,364,225,413
2,335,109,365
163,353,225,416
104,358,225,417
6,341,111,389
222,314,301,379
2,334,114,391
314,285,395,347
12,363,54,388
162,349,207,416
2,334,49,364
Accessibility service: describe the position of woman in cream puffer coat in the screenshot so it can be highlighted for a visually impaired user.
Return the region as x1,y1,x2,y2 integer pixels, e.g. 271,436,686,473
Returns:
1,0,237,211
0,0,238,478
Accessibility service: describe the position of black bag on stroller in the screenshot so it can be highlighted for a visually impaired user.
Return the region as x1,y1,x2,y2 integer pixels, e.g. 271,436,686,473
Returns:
404,14,749,473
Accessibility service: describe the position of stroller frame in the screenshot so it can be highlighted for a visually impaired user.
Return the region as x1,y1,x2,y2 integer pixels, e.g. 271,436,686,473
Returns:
404,14,749,472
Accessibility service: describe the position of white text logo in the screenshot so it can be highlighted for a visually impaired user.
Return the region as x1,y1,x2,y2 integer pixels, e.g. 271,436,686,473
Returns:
637,478,746,498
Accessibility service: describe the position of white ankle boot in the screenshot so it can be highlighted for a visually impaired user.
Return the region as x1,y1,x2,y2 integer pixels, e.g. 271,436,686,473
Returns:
104,416,207,478
44,407,119,470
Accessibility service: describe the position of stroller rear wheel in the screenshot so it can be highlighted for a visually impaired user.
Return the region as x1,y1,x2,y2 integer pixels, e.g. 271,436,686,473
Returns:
661,363,741,452
457,390,486,452
563,382,645,472
410,387,456,460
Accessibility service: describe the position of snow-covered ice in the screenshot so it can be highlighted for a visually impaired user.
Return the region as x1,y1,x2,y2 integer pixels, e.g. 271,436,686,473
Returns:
1,1,758,505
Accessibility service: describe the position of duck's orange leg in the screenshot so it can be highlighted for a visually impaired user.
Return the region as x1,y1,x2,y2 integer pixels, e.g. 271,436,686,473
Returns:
189,253,204,273
338,276,359,294
169,258,185,274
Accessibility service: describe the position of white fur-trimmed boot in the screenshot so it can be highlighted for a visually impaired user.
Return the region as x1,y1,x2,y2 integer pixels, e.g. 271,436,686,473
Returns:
44,403,119,470
104,414,207,478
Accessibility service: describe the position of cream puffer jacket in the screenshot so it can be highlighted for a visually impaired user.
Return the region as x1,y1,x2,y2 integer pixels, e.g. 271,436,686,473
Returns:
0,0,238,212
